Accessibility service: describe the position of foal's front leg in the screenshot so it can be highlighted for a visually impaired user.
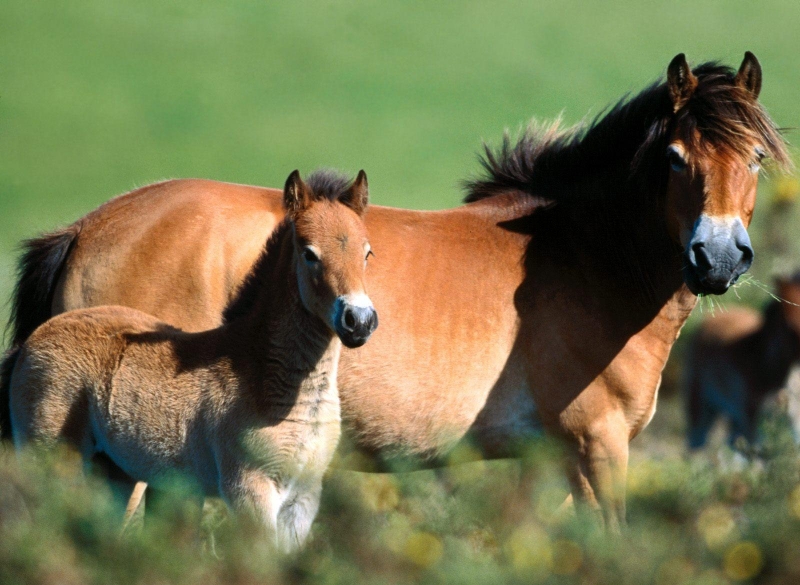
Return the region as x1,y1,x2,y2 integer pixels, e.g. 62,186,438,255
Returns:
222,470,283,549
276,482,323,552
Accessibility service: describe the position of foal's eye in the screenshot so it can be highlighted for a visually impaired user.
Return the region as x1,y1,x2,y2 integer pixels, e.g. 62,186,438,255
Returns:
303,247,320,264
667,146,687,172
365,249,374,262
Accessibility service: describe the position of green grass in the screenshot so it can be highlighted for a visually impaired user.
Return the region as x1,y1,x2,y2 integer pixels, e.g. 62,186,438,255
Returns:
2,1,800,583
3,409,800,585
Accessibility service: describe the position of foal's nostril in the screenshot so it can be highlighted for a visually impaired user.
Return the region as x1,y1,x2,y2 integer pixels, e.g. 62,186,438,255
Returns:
343,309,356,331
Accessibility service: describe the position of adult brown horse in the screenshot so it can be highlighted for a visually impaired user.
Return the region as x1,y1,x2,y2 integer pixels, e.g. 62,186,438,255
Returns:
1,53,790,528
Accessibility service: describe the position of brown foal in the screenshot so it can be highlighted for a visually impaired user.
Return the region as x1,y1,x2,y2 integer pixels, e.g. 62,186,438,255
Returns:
7,170,377,551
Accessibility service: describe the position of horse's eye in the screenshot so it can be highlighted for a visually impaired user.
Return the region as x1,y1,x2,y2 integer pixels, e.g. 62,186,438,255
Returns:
303,247,319,264
667,147,687,172
365,249,374,262
755,147,766,161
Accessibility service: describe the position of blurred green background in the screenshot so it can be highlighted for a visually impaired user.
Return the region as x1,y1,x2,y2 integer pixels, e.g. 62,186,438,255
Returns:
2,2,800,584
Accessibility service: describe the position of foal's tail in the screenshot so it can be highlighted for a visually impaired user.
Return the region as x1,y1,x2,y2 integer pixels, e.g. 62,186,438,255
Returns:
0,346,21,441
5,224,80,348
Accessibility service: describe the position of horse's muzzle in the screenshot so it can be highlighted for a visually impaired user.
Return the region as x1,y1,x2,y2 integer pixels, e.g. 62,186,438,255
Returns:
683,215,754,295
334,296,379,348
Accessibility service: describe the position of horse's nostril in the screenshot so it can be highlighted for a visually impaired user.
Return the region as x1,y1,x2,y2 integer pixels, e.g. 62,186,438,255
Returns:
692,242,714,271
343,310,356,330
738,242,754,263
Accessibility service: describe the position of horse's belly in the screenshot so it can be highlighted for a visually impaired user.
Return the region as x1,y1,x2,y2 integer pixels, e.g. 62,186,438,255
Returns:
336,345,540,461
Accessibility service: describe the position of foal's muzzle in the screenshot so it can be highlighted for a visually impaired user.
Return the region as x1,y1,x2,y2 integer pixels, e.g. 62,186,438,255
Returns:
333,295,378,348
683,215,754,295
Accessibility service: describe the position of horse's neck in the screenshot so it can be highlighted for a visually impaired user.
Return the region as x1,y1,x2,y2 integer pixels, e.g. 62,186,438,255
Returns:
638,284,698,363
565,183,698,390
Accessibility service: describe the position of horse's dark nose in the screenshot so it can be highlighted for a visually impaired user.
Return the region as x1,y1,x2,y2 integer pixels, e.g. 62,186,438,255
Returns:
335,297,378,348
684,215,753,295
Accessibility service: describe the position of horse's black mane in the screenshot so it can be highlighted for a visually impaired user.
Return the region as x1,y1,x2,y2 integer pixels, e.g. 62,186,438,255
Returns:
222,169,355,323
464,62,791,205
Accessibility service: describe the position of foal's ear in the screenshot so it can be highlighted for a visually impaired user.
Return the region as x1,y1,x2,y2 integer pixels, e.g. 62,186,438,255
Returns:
341,170,369,216
284,170,310,218
667,53,698,112
735,51,762,99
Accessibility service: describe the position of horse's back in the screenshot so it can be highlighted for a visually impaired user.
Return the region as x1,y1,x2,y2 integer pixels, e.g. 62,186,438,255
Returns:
57,179,284,331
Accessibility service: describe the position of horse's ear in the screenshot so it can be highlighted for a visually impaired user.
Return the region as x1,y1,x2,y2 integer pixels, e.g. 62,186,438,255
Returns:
284,170,310,218
735,51,762,99
667,53,698,112
342,170,369,216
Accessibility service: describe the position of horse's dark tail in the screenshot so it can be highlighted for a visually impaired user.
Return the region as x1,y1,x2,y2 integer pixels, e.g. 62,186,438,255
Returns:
2,224,79,441
5,225,80,348
0,347,21,441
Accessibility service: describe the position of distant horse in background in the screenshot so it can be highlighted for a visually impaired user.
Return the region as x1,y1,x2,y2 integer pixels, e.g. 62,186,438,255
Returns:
2,53,791,529
7,170,377,551
685,274,800,450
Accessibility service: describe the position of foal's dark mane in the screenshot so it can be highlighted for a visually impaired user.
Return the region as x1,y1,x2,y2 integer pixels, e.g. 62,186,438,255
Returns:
465,62,791,206
222,169,356,324
304,169,357,204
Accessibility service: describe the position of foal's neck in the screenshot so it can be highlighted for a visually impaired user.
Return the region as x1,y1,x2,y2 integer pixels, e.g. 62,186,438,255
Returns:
229,226,340,395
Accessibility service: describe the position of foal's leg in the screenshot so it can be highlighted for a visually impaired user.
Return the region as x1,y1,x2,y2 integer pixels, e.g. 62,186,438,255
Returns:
276,483,323,552
90,452,143,525
222,471,283,549
121,481,148,534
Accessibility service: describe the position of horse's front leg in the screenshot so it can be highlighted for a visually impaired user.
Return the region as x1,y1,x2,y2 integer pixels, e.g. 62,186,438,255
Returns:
565,411,629,533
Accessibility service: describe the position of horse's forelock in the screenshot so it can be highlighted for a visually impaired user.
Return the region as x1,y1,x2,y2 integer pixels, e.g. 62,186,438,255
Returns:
680,64,792,171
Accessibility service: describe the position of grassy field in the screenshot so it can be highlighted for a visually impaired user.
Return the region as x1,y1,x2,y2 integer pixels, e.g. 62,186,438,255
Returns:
2,1,800,583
